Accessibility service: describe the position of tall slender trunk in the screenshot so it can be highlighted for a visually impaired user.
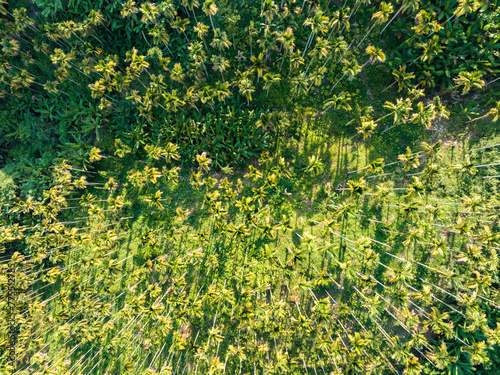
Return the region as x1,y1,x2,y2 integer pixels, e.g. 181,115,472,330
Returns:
327,25,336,41
279,52,287,72
350,0,363,21
303,55,315,77
163,42,173,55
306,32,315,52
379,8,401,35
202,63,209,79
302,32,314,58
209,15,215,32
356,23,376,50
330,73,346,92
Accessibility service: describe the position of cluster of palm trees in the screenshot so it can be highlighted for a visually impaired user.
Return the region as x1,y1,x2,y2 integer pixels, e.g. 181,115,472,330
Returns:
1,129,500,374
0,0,425,123
1,0,500,374
1,0,494,155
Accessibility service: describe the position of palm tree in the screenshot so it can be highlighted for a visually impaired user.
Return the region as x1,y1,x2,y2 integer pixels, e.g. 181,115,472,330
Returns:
372,183,392,205
418,70,436,89
454,0,483,17
261,0,278,24
308,66,327,89
421,139,442,159
43,80,60,94
304,37,329,76
246,21,258,57
322,91,352,114
149,24,172,55
454,70,485,94
290,74,308,101
417,35,443,63
450,154,476,176
143,166,162,184
188,41,208,76
302,8,329,57
210,55,229,81
347,177,367,198
158,0,177,19
170,63,185,84
238,78,255,105
194,22,210,51
424,307,453,338
404,355,423,375
398,147,420,171
392,65,415,92
410,101,437,129
321,36,348,70
162,89,185,112
202,0,218,33
182,0,200,21
379,0,419,35
286,244,307,267
365,46,386,65
427,342,456,370
328,7,350,40
144,190,164,210
487,101,500,122
121,0,139,17
356,117,377,139
213,80,231,102
304,155,324,175
276,27,295,72
356,2,393,49
89,147,103,162
257,28,279,62
288,50,305,76
382,98,413,127
140,2,160,23
170,16,190,43
341,58,361,81
263,72,280,96
250,53,268,83
210,28,232,52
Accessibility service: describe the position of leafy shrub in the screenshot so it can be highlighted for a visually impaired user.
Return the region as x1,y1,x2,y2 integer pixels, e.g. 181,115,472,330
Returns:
153,106,275,168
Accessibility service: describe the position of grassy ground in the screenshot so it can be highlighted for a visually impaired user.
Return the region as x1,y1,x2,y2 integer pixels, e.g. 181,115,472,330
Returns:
51,78,500,299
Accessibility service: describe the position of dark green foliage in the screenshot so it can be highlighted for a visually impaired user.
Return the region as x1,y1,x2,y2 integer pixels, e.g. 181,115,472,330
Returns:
386,1,500,91
159,107,272,167
0,112,62,197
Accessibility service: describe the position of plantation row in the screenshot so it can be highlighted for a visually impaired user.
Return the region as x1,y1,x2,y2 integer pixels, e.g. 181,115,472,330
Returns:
1,135,500,374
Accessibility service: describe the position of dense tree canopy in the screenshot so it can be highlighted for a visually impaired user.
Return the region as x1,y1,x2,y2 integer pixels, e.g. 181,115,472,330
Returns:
1,0,500,374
